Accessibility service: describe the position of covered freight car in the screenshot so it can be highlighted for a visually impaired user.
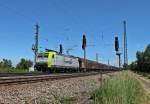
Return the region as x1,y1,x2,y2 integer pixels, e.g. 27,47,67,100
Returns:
78,58,111,71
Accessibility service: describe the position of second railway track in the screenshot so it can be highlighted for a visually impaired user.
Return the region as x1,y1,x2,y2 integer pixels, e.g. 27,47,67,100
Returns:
0,71,117,85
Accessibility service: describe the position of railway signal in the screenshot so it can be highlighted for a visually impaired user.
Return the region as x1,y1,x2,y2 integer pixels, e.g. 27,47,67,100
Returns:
82,34,86,50
59,44,63,54
82,34,87,71
115,36,119,52
114,36,122,68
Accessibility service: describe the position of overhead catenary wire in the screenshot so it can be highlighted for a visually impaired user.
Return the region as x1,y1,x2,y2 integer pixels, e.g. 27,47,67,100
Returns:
0,1,56,36
0,2,36,23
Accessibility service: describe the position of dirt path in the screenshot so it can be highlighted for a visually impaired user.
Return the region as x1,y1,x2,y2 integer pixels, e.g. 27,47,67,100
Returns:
138,76,150,94
135,74,150,94
134,73,150,104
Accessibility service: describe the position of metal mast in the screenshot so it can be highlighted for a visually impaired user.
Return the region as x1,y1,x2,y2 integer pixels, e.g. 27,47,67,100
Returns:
34,23,40,64
96,53,99,62
123,21,128,65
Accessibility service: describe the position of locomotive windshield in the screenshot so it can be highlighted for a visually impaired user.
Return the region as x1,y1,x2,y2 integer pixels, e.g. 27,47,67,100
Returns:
36,53,48,63
37,53,48,58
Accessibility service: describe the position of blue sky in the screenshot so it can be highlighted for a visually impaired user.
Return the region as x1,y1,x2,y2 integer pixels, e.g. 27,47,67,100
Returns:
0,0,150,66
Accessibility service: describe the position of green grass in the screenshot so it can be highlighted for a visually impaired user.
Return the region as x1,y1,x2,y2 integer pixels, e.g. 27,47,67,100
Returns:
60,97,76,104
0,68,29,73
91,71,146,104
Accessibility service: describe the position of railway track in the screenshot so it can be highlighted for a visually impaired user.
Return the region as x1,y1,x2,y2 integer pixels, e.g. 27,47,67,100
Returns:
0,70,118,85
0,72,49,77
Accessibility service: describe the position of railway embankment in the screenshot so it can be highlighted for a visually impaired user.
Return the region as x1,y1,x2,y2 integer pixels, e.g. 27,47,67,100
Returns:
90,71,150,104
0,72,118,104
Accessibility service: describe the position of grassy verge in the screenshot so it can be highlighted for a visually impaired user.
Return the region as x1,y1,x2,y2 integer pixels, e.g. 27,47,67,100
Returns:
91,71,149,104
0,68,37,73
0,68,28,73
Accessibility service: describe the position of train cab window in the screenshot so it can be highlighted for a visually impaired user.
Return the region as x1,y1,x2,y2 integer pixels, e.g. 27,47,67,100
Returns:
37,53,48,58
52,54,55,58
43,54,48,58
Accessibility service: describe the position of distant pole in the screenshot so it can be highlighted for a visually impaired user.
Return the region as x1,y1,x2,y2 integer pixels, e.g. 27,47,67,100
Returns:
116,52,121,68
123,21,128,65
84,48,86,70
108,59,109,65
34,23,39,64
118,53,121,67
96,53,99,62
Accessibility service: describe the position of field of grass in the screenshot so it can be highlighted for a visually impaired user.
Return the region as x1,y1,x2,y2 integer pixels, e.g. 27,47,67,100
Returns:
91,71,149,104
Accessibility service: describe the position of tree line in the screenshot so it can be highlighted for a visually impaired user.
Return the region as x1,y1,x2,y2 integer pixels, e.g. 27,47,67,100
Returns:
0,58,33,71
129,44,150,73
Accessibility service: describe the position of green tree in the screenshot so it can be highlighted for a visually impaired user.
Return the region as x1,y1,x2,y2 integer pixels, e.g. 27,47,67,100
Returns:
0,59,12,68
142,44,150,72
16,58,33,70
129,61,137,71
136,51,144,71
0,61,2,68
130,44,150,72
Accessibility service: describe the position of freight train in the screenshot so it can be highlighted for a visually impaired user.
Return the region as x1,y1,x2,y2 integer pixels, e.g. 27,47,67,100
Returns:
34,50,119,72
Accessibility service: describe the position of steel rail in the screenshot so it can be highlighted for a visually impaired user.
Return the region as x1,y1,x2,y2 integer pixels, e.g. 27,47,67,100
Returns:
0,71,117,85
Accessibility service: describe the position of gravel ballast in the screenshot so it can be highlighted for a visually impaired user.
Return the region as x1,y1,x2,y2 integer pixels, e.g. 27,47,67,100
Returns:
0,73,116,104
